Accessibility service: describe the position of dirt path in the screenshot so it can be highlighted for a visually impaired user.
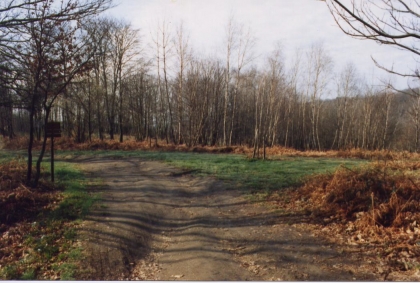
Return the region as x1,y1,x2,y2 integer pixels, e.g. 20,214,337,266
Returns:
70,156,381,281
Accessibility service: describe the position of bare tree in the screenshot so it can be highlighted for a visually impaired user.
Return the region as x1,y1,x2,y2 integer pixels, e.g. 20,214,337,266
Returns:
110,20,139,142
124,62,151,141
332,62,359,149
0,0,111,29
326,0,420,78
284,48,302,148
361,86,375,149
223,15,237,146
6,1,110,186
251,44,286,157
408,89,420,151
173,21,190,145
150,18,174,144
304,42,333,150
229,23,255,146
379,85,395,149
265,44,286,147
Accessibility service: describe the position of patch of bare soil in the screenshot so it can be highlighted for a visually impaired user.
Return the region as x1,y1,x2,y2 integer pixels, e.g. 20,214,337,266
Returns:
71,156,382,281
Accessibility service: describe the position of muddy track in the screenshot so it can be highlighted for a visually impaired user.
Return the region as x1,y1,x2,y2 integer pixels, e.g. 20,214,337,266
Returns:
69,156,380,281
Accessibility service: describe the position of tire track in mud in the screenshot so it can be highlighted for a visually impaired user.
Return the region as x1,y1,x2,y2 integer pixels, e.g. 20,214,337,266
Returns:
70,156,380,281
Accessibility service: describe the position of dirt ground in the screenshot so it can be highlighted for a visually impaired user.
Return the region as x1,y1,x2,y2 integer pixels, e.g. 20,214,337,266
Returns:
69,156,385,281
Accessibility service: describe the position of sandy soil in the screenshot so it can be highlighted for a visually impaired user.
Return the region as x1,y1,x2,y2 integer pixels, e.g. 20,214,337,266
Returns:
69,156,382,281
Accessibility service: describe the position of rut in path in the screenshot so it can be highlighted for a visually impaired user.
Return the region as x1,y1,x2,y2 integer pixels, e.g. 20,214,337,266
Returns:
72,156,379,281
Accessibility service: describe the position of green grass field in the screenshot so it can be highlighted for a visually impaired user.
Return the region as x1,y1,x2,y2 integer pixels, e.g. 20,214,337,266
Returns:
56,150,366,194
2,149,366,194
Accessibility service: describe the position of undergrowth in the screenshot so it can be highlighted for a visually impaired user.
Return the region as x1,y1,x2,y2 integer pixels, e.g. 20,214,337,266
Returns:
4,135,420,161
276,160,420,273
297,161,420,227
0,159,96,280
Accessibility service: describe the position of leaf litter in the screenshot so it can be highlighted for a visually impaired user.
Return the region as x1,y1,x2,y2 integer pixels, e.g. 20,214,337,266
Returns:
272,160,420,280
0,159,78,280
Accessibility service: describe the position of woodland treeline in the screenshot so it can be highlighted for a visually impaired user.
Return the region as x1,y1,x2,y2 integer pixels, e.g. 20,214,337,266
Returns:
1,10,420,157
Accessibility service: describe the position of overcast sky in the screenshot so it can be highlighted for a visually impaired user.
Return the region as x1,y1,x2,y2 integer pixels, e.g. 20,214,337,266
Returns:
105,0,416,91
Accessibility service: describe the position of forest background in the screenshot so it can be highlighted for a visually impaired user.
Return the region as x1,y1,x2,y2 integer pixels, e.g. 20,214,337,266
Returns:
1,0,420,159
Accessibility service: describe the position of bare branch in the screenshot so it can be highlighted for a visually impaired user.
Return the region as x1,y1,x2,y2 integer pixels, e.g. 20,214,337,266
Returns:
327,0,420,82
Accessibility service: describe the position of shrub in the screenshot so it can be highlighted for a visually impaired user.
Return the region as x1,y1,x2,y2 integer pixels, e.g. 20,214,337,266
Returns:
297,161,420,228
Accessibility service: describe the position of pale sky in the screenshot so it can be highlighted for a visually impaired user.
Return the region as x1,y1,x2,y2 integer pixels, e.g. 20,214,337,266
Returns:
105,0,416,91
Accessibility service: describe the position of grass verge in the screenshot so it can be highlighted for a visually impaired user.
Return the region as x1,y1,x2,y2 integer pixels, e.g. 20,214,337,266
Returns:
0,160,97,280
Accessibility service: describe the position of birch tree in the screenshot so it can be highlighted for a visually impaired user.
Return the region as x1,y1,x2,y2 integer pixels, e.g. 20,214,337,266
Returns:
173,21,191,144
223,15,237,146
332,62,359,149
304,42,333,150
